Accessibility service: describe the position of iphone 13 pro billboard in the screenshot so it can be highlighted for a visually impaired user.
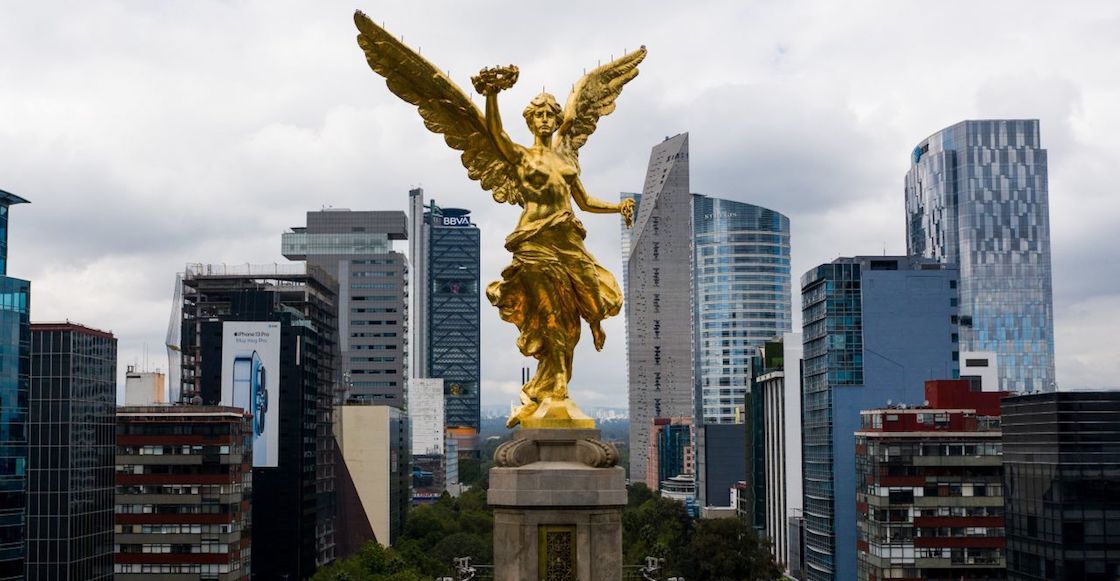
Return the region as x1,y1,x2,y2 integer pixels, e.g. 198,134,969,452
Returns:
220,322,280,467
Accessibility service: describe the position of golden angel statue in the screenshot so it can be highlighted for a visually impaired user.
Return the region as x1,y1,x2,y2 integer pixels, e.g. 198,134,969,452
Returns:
354,11,645,429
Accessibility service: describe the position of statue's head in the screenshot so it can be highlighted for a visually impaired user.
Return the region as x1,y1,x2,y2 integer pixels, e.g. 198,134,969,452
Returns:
523,92,562,137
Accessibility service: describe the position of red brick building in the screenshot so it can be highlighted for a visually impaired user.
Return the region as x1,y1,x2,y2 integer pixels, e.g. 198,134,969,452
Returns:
114,406,252,580
855,380,1008,581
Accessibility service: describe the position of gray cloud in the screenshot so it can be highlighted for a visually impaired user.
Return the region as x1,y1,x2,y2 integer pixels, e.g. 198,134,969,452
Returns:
2,1,1118,402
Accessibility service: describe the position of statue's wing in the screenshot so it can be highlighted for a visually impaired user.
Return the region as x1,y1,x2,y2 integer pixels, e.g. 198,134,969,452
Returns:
558,47,647,158
354,12,520,204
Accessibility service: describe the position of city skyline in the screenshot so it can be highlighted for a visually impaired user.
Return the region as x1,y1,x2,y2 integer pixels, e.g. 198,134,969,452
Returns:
3,3,1120,408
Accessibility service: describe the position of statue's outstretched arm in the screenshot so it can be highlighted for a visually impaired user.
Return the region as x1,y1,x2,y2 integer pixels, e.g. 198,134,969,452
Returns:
571,178,619,213
571,178,635,226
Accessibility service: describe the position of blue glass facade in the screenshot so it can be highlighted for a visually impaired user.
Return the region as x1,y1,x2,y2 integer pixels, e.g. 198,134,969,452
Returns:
801,256,959,581
423,205,481,432
656,423,691,484
692,196,791,424
906,120,1055,392
0,190,29,581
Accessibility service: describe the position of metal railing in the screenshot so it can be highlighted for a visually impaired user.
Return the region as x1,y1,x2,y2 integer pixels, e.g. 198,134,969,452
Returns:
184,262,309,277
440,556,686,581
436,557,493,581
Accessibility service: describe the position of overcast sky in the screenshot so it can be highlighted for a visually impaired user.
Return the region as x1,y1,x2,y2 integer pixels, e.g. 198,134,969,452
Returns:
2,1,1118,408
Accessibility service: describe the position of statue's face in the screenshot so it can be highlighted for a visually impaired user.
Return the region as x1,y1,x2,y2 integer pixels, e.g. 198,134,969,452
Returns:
527,107,558,137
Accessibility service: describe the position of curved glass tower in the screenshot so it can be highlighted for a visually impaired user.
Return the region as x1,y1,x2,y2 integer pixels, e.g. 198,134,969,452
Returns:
692,196,791,424
905,119,1055,392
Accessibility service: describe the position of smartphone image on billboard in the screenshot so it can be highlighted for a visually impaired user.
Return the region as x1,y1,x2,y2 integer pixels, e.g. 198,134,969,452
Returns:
233,350,269,464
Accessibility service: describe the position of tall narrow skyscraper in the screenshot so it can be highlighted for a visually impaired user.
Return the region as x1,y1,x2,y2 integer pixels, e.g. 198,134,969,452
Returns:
626,134,792,489
283,210,409,405
408,188,481,434
627,134,695,485
800,256,960,581
0,189,30,581
27,323,117,581
906,119,1055,392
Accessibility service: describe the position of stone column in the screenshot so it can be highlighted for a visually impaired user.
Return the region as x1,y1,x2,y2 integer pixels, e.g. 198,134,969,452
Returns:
488,428,626,581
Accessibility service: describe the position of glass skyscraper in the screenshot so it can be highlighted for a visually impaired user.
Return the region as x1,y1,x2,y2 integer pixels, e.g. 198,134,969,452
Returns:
1003,391,1120,580
408,189,481,433
692,195,791,424
27,323,117,581
0,189,29,581
906,119,1055,392
801,256,960,581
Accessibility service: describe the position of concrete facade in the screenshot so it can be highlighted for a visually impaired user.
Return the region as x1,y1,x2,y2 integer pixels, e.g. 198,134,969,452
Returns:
123,368,166,406
855,381,1008,581
960,351,999,392
627,134,694,485
488,429,625,581
338,405,407,549
114,406,252,580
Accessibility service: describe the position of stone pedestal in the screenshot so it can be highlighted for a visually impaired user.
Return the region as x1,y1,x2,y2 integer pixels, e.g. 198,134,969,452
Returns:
488,428,626,581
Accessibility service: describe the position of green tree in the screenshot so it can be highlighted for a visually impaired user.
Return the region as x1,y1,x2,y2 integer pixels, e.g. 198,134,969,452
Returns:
622,493,693,567
627,482,656,508
458,457,483,486
310,541,424,581
430,531,491,569
676,518,783,581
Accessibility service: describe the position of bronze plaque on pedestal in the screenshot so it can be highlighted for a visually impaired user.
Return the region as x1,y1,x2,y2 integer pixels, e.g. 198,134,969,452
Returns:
539,525,576,581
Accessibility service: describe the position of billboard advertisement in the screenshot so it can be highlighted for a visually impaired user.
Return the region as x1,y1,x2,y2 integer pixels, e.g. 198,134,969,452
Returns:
221,322,280,467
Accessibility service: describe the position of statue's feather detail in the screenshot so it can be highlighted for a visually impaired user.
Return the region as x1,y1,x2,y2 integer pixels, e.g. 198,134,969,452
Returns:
354,12,520,204
558,47,648,159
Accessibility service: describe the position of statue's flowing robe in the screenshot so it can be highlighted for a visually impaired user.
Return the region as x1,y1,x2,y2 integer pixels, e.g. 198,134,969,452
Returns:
486,209,622,400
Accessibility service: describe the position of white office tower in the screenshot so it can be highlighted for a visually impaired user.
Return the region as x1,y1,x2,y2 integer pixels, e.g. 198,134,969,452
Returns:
757,333,802,573
409,378,445,456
